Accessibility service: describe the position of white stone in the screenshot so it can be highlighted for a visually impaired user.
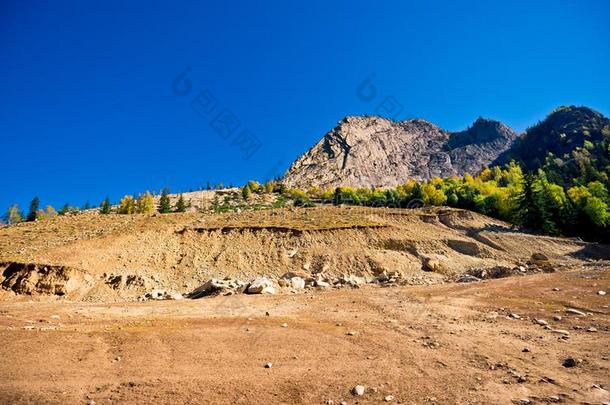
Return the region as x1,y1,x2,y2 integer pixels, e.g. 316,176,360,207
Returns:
352,385,365,396
290,277,305,289
247,277,276,294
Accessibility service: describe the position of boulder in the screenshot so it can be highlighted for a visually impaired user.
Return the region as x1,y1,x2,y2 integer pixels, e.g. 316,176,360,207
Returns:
290,277,305,289
247,277,276,294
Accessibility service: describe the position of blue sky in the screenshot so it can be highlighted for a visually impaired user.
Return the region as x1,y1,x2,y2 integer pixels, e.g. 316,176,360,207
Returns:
1,0,609,213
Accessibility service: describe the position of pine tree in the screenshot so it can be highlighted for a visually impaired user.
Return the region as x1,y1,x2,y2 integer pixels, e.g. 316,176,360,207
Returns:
242,184,251,200
514,173,538,228
158,188,171,213
59,203,71,215
27,197,40,222
100,197,111,215
83,201,91,210
175,194,187,212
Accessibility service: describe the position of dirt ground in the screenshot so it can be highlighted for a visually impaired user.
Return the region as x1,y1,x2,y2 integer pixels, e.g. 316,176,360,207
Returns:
1,265,609,405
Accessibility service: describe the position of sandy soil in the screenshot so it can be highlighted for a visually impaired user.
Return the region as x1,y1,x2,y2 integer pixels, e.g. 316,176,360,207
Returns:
1,265,609,404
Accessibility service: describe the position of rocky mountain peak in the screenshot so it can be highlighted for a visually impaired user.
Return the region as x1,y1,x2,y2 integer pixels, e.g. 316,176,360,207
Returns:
283,114,517,189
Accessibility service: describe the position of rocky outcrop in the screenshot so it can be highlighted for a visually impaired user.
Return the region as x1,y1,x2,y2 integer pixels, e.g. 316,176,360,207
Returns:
283,115,517,189
1,262,94,296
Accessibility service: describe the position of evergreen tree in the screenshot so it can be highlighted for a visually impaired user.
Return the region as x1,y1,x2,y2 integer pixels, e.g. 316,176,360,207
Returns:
242,184,251,200
158,188,171,213
175,194,187,212
59,203,71,216
100,197,111,215
26,197,40,222
83,201,91,210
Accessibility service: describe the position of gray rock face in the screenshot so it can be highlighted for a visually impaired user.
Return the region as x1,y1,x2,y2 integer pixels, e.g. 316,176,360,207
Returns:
283,115,517,189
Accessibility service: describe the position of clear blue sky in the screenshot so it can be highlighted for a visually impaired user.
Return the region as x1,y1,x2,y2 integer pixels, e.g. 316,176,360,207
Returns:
2,0,609,212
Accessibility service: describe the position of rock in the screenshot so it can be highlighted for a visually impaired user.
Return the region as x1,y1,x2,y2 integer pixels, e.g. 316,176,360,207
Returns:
247,277,276,294
553,315,562,321
282,115,517,189
587,327,598,332
550,329,570,335
530,253,549,266
315,280,331,288
352,385,365,396
346,331,357,336
264,362,272,368
290,277,305,289
565,308,586,316
281,323,288,328
422,257,445,273
457,274,481,283
552,287,560,291
189,279,231,298
286,249,297,258
384,395,394,402
510,313,521,320
562,358,578,368
278,279,289,287
535,319,548,326
598,291,607,296
522,347,530,353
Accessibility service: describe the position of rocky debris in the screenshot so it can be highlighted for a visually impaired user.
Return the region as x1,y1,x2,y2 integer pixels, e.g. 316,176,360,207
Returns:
550,329,570,336
247,277,276,294
143,289,183,300
565,308,587,316
384,395,395,402
535,319,548,326
553,315,562,321
346,331,357,336
189,278,247,298
599,290,607,296
282,115,517,189
422,257,448,273
264,362,272,368
587,327,598,332
352,385,365,396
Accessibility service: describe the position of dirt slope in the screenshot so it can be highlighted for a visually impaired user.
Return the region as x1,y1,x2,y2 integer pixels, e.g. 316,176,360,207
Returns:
1,206,604,302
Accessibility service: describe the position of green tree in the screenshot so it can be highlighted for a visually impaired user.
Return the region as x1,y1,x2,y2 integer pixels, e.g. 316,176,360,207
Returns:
26,197,40,222
242,184,252,200
158,188,171,213
175,194,187,212
100,197,111,215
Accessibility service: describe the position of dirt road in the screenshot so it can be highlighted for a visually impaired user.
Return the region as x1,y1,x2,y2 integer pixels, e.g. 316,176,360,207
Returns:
1,266,609,404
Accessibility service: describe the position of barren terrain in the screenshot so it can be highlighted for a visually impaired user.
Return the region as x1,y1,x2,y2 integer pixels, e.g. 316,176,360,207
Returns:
1,207,609,404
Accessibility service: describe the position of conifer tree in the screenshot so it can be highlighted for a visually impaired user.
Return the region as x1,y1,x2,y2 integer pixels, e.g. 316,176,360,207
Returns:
100,197,111,214
27,197,40,222
175,194,187,212
158,188,171,214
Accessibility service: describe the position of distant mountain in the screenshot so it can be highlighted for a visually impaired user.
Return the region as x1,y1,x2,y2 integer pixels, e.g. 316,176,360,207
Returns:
282,115,517,189
283,106,610,190
495,106,610,186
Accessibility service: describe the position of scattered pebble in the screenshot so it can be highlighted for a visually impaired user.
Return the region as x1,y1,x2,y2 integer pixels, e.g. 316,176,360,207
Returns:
264,362,272,368
599,291,607,296
553,288,560,291
346,331,357,336
281,323,288,328
535,319,548,326
553,315,562,321
352,385,365,396
384,395,394,401
587,327,598,332
522,347,530,353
